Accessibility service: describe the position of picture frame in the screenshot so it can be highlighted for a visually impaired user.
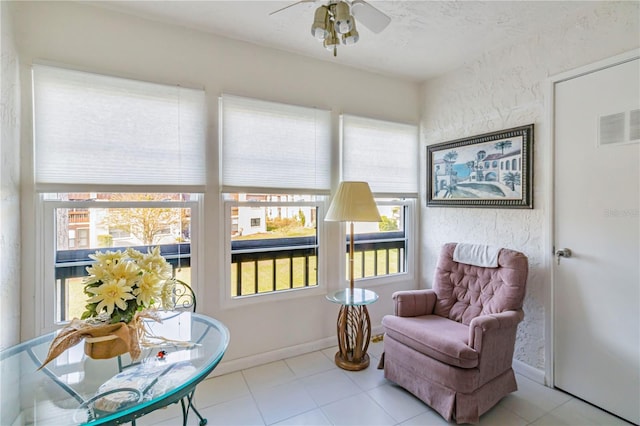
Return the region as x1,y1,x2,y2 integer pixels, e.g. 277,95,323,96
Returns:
426,124,534,208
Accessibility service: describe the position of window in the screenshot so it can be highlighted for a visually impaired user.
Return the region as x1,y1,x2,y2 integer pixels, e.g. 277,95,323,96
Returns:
33,65,205,329
44,193,198,323
341,115,418,282
225,193,320,298
220,95,330,300
110,227,132,240
349,198,412,280
76,229,89,248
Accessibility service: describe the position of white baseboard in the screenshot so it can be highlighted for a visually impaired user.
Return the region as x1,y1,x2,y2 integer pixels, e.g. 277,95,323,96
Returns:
513,358,546,385
212,336,337,377
213,326,387,377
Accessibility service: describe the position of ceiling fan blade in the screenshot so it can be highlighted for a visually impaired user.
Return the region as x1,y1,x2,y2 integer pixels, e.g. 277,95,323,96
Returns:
350,0,391,34
269,0,316,16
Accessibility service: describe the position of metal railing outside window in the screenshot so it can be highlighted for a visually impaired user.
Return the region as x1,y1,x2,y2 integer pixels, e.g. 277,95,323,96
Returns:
226,196,411,299
230,231,406,297
54,243,191,323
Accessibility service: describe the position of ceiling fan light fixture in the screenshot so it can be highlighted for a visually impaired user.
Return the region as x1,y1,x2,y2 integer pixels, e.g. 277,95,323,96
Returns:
342,20,359,45
275,0,388,55
333,1,353,34
311,5,329,40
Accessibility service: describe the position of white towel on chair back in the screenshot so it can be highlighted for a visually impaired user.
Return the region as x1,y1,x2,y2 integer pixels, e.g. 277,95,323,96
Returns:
453,243,500,268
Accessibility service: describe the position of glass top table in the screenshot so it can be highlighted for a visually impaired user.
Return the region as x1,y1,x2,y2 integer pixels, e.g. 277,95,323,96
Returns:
326,287,379,306
0,312,229,425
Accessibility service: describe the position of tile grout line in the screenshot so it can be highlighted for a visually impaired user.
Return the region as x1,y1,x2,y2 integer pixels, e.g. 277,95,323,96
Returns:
241,367,269,425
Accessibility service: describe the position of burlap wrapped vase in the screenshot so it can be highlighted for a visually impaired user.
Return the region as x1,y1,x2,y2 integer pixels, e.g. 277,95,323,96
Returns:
39,316,146,369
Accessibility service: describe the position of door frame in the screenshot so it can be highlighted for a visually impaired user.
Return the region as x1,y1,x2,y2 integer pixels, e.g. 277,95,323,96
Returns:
545,48,640,388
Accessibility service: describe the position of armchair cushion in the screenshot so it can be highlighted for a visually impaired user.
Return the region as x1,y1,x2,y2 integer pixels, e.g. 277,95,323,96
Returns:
382,314,478,368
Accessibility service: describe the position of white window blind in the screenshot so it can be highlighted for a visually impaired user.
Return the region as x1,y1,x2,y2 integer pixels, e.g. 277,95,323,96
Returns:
341,114,418,197
32,64,206,192
220,94,331,194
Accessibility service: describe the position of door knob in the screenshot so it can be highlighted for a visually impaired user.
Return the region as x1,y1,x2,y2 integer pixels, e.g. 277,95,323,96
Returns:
555,248,572,264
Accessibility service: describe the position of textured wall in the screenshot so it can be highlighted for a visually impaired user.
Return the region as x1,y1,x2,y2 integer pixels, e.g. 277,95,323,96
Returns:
420,1,639,371
1,1,21,350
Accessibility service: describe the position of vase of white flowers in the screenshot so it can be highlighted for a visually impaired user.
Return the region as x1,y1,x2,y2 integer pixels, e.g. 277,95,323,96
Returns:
40,247,178,366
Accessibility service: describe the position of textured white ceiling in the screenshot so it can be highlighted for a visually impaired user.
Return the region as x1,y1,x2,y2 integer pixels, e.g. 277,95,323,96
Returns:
92,1,604,82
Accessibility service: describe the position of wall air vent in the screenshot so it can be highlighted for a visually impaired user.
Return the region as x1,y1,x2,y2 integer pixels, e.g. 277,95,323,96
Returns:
599,109,640,147
630,109,640,142
599,112,625,146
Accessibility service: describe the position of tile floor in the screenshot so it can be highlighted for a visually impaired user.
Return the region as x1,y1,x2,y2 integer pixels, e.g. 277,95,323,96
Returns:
137,341,631,426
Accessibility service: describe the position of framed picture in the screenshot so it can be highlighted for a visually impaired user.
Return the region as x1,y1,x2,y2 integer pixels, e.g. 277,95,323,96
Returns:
426,124,534,208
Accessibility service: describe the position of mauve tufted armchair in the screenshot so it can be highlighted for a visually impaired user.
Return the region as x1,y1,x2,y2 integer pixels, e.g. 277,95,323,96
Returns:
381,243,529,424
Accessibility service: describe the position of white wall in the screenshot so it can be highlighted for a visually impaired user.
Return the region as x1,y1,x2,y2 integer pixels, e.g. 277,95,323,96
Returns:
10,1,419,366
420,1,639,374
0,0,21,351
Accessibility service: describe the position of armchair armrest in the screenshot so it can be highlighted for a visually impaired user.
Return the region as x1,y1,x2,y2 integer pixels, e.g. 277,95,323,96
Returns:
468,310,524,384
392,289,437,317
469,310,524,348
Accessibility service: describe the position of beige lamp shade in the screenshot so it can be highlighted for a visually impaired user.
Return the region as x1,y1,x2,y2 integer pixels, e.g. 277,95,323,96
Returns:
325,181,381,222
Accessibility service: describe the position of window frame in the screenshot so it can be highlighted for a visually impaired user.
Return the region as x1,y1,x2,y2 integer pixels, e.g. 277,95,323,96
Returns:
38,195,203,333
220,195,328,309
338,113,419,288
219,94,333,308
31,65,208,335
336,197,417,288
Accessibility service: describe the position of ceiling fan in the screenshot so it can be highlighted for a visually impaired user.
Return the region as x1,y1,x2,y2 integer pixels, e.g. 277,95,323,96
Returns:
270,0,391,56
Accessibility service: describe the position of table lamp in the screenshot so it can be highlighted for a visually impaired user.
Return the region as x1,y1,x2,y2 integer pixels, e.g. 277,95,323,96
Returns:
325,181,381,292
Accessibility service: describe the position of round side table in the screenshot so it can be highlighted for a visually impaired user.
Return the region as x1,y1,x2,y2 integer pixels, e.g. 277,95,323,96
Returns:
326,288,378,371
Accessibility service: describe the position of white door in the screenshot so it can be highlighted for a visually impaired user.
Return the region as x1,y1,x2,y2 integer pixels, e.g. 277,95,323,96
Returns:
554,56,639,424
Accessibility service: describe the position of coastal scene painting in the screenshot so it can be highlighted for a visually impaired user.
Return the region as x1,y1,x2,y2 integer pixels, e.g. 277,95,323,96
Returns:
427,124,533,208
